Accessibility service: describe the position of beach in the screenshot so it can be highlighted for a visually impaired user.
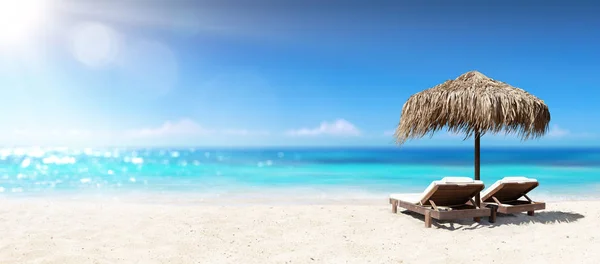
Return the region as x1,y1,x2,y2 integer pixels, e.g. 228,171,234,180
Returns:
1,197,598,264
1,147,599,263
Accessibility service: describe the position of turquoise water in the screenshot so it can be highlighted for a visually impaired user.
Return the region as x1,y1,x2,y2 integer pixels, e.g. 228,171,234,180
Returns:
1,147,599,200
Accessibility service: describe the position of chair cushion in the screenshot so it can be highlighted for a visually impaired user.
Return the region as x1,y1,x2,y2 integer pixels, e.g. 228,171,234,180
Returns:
501,176,537,183
441,177,475,183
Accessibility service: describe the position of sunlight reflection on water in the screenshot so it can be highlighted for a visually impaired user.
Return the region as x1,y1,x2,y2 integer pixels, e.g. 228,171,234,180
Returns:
0,147,598,201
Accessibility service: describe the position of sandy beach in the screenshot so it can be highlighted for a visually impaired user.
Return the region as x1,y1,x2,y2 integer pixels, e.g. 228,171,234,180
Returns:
0,198,598,264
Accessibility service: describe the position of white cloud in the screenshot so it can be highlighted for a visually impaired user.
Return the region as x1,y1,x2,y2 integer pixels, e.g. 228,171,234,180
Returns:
286,119,361,137
547,125,569,138
383,130,395,136
126,119,272,138
222,129,270,136
127,118,212,137
544,125,597,139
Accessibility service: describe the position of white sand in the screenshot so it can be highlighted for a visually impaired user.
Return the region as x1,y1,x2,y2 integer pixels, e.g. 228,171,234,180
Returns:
0,198,598,264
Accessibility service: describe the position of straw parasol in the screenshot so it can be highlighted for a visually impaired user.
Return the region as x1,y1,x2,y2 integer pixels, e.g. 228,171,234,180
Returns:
394,70,550,206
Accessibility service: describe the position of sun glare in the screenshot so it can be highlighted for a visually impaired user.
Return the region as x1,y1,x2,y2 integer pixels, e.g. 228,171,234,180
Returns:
0,0,48,46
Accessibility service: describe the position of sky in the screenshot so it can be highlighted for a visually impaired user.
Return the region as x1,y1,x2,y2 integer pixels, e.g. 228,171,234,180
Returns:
0,0,599,147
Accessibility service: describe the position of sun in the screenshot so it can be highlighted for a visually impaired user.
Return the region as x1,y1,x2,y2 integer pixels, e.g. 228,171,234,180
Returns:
0,0,48,46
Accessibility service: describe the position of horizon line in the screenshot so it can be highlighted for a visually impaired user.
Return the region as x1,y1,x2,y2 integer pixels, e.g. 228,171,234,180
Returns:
1,145,599,149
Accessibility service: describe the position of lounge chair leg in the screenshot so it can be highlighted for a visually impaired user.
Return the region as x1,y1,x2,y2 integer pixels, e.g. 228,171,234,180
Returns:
527,210,534,216
473,217,480,222
391,200,398,213
489,205,497,223
424,211,432,228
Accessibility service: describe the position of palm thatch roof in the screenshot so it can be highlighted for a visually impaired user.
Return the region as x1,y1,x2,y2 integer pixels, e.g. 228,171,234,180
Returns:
395,71,551,144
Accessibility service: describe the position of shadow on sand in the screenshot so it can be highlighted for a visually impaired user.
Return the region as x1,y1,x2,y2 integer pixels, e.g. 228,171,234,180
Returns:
400,210,585,231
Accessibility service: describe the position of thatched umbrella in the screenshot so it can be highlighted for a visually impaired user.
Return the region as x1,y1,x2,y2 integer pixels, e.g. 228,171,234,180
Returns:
394,71,550,206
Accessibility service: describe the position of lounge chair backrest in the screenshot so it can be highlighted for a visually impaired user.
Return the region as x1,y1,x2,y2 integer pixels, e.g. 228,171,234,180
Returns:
419,177,484,206
481,177,539,202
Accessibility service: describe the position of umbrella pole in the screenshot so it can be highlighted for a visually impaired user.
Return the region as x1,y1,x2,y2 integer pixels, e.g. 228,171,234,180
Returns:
474,131,481,207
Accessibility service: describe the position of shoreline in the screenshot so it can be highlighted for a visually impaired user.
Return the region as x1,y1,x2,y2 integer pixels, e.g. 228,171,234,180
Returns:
3,191,600,206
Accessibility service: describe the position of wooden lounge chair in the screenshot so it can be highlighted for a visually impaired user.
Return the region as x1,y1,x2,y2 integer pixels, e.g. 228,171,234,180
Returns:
389,177,493,228
480,177,546,216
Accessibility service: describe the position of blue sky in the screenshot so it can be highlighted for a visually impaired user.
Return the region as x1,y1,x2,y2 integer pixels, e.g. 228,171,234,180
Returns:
0,0,598,147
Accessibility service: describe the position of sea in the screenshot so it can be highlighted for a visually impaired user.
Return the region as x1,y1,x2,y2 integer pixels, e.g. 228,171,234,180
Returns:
1,147,599,202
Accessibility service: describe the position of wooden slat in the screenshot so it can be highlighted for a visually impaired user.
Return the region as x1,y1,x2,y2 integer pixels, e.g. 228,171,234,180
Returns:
430,200,438,211
469,198,478,208
395,199,431,215
482,201,546,214
431,208,491,220
492,196,502,205
421,184,484,206
391,198,492,222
